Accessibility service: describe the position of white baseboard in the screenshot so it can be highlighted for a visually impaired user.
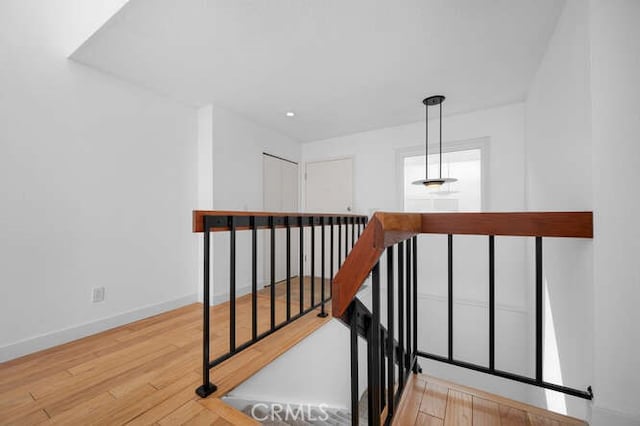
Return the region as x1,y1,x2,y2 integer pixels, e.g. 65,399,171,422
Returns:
0,294,198,363
211,277,296,305
213,285,253,304
591,406,640,426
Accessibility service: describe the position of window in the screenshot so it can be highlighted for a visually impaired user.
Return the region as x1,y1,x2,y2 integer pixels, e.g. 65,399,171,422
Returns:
402,144,484,212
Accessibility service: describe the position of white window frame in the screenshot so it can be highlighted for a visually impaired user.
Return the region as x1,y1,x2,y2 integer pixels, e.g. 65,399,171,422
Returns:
395,137,490,212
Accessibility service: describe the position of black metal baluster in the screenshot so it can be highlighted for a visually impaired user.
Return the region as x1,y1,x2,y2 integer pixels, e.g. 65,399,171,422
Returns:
386,247,395,418
380,328,386,411
299,217,304,314
448,234,453,361
489,235,495,372
405,239,411,373
368,262,382,426
251,217,257,341
536,236,543,383
196,217,217,397
351,217,355,249
319,217,328,317
412,236,419,373
398,241,405,389
338,218,343,266
350,305,359,426
330,218,334,299
345,219,348,256
311,218,316,307
413,233,592,400
229,216,236,352
344,220,348,260
286,217,291,321
270,217,276,331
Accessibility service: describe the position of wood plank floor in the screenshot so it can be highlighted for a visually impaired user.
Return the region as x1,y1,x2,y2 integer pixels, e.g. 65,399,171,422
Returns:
1,275,588,426
0,277,331,425
394,374,588,426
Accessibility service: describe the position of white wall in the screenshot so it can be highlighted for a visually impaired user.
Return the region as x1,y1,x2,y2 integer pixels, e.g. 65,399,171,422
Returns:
525,0,593,212
525,1,640,423
198,105,301,303
210,106,300,212
302,104,537,403
590,1,640,424
301,103,526,215
524,0,594,420
225,320,368,410
0,1,199,361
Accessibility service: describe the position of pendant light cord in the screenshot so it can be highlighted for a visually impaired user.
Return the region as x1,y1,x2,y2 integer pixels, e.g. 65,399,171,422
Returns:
439,101,443,179
425,103,429,180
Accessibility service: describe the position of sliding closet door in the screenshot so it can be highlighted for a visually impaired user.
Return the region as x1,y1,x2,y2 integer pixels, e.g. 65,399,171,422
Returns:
263,154,299,283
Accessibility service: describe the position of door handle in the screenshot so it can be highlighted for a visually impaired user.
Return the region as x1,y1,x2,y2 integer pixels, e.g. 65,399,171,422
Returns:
347,206,352,212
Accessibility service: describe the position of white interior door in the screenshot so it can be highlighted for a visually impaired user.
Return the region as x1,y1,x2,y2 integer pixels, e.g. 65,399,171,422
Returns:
263,154,299,283
305,158,353,213
304,158,354,278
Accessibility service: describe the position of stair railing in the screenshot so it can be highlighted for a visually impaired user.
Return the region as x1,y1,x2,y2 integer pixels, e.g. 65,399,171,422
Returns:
192,211,368,398
332,211,594,426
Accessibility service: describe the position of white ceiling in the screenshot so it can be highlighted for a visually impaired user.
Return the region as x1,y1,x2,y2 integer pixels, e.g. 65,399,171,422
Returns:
72,0,564,142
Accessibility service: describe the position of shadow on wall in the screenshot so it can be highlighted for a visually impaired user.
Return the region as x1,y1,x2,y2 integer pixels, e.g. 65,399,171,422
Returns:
530,238,593,420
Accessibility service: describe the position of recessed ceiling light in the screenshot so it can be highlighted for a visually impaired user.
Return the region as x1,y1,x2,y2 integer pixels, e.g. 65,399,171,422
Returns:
285,111,295,117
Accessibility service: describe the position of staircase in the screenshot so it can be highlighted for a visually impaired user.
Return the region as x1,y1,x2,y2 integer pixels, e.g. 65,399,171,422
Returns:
193,210,594,425
0,211,595,425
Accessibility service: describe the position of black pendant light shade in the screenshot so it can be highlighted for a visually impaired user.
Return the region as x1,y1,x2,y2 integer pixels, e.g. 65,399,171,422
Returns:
412,95,458,187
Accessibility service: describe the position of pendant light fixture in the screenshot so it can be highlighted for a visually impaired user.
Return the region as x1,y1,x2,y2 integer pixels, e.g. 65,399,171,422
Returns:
412,95,457,187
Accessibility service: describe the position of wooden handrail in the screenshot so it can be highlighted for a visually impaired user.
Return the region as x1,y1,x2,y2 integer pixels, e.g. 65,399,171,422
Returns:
192,210,365,233
332,211,593,319
419,212,593,238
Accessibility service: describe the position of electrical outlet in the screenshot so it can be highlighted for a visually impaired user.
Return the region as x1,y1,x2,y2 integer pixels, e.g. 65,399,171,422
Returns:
92,287,105,303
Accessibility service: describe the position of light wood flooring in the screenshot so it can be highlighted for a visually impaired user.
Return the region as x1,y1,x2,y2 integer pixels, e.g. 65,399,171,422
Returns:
393,374,587,426
0,277,331,425
1,275,587,426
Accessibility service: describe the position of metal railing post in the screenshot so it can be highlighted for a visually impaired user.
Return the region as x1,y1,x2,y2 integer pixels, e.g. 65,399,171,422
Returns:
299,216,305,314
196,217,217,398
350,304,359,426
319,217,328,317
229,216,236,352
536,236,543,383
311,217,316,307
270,216,276,330
386,247,395,418
448,234,453,361
398,241,405,389
286,217,291,321
489,235,495,372
412,236,419,374
251,217,257,341
368,262,382,426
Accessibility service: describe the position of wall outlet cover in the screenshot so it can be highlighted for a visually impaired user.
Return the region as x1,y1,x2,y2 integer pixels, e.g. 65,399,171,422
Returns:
92,287,105,303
